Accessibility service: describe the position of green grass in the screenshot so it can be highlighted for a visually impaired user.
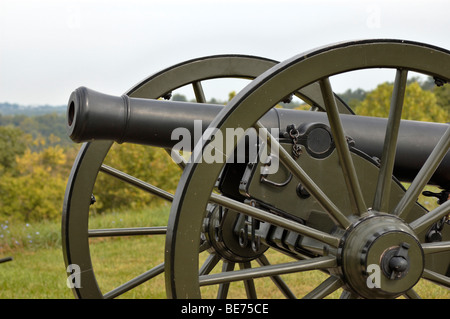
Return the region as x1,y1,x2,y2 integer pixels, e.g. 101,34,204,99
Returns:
0,247,72,298
0,203,449,299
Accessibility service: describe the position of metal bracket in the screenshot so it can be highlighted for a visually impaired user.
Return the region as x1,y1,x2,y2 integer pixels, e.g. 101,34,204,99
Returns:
260,155,293,188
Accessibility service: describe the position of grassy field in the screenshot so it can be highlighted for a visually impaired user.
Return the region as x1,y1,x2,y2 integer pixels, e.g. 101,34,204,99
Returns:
0,204,449,299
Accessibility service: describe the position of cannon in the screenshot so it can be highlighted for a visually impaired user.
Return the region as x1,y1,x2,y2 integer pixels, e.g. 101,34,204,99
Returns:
62,39,450,299
0,257,13,264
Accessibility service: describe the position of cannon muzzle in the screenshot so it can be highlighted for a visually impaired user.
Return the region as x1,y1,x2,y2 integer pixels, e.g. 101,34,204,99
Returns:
67,86,224,148
67,87,450,188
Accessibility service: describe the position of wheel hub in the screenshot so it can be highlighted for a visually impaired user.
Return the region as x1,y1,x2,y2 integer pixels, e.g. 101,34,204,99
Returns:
203,205,267,263
340,213,424,299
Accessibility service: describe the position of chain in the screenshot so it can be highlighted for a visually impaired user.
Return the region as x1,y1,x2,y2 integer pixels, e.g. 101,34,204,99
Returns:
287,125,302,159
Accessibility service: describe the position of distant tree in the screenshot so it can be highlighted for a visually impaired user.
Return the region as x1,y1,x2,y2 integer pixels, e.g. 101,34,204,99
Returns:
433,83,450,118
92,144,181,213
354,82,448,123
0,126,29,174
0,144,76,221
338,88,367,109
208,97,221,104
413,76,450,118
0,113,70,149
172,93,188,102
418,76,436,91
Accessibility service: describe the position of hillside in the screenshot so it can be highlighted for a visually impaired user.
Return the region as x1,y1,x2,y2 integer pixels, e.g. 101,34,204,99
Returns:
0,112,71,147
0,102,66,116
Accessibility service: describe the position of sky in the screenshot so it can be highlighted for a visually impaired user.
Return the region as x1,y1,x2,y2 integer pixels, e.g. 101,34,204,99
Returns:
1,0,450,106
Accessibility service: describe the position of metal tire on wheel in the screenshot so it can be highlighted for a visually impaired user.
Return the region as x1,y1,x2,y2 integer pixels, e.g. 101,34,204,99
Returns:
62,55,283,298
165,40,450,299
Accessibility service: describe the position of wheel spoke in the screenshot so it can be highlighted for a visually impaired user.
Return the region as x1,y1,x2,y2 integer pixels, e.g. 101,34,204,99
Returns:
239,262,258,298
394,125,450,219
210,193,341,248
193,81,207,103
302,275,343,299
199,253,221,276
254,121,351,229
257,254,296,299
63,55,284,299
410,200,450,235
373,69,408,213
100,164,174,202
88,226,166,237
163,42,450,299
339,290,359,299
403,289,421,299
422,268,450,288
170,149,187,169
217,261,235,299
422,241,450,254
103,263,164,299
198,256,336,286
319,77,367,216
199,239,211,253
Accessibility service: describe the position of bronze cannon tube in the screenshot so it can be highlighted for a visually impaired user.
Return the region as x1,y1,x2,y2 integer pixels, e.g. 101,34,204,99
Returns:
67,87,449,188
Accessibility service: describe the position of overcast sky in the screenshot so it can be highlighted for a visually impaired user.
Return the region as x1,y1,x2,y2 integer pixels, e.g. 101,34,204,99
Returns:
1,0,450,106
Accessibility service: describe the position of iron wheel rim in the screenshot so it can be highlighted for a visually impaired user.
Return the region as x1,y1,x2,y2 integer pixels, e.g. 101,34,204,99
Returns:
165,39,450,299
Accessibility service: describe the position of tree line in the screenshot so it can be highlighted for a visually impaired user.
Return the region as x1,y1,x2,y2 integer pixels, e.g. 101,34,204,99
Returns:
339,76,449,122
0,77,448,222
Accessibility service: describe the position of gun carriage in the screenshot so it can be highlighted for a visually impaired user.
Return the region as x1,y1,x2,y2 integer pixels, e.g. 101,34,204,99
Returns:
62,40,450,299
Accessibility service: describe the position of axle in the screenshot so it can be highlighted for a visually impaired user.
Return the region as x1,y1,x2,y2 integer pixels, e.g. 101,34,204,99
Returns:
67,86,450,188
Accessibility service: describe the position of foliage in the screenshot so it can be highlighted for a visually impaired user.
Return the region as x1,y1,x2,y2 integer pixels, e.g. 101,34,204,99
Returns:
354,81,448,123
0,116,181,220
1,78,449,222
0,102,65,116
0,113,71,148
0,218,61,253
92,144,181,213
0,112,78,222
0,144,78,221
433,82,450,116
338,88,367,109
171,93,188,102
0,126,29,174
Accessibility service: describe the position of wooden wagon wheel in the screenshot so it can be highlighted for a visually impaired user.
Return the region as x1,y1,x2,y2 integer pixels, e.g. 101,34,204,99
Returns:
165,40,450,299
62,55,283,298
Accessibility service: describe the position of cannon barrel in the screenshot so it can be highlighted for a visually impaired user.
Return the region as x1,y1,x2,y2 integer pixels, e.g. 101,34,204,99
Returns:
67,87,450,188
